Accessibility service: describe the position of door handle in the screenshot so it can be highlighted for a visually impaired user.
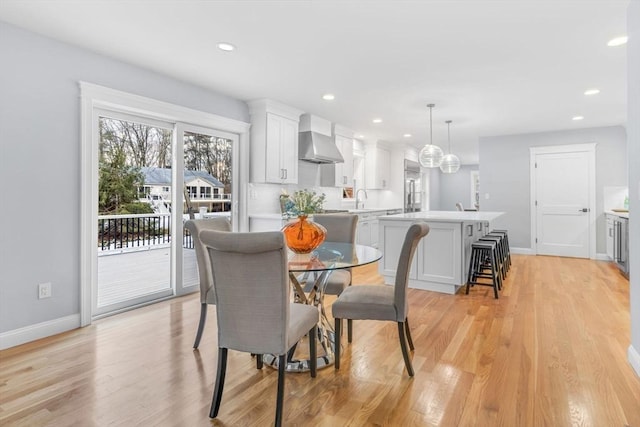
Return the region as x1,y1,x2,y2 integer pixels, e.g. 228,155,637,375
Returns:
579,208,589,212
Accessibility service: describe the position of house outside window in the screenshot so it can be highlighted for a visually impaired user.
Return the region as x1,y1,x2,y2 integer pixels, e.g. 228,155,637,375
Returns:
138,186,151,198
200,186,211,199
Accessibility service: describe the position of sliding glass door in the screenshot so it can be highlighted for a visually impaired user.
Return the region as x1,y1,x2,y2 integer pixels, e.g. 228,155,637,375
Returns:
181,125,238,289
95,112,175,316
92,111,239,317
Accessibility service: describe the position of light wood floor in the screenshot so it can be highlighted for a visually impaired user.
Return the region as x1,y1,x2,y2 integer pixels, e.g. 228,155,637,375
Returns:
1,255,639,426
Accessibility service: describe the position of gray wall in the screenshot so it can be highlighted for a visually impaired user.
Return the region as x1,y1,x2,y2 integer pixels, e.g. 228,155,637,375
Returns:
0,22,249,334
479,126,627,252
438,165,479,211
627,1,640,376
428,168,441,210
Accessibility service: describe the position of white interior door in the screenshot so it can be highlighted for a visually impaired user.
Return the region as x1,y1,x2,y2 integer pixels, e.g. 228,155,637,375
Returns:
531,144,596,258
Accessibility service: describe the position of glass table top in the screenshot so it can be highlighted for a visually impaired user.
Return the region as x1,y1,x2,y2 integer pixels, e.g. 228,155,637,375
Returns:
287,242,382,273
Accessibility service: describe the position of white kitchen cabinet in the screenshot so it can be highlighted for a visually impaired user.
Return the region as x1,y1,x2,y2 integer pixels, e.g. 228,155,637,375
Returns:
355,210,397,248
320,134,354,187
365,146,390,189
606,214,614,259
248,99,303,184
357,216,372,246
415,222,462,285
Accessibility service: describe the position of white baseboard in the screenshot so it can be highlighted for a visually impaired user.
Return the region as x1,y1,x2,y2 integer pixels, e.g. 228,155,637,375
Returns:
595,253,612,261
0,314,81,350
511,247,534,255
629,345,640,378
510,248,612,261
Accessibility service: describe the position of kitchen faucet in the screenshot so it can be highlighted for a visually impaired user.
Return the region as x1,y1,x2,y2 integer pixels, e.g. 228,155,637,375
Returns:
355,188,368,209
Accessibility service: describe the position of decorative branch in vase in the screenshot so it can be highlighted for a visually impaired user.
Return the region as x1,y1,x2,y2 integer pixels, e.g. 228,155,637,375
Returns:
281,189,327,253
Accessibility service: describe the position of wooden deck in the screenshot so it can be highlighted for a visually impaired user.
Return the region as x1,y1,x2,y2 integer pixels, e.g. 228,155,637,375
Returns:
97,246,198,308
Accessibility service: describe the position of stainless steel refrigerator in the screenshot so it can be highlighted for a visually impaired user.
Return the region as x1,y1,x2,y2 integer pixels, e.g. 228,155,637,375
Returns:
404,160,422,212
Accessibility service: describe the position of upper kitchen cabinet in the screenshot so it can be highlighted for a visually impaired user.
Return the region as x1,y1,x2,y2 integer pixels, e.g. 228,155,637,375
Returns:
320,124,354,187
365,143,390,189
248,99,304,184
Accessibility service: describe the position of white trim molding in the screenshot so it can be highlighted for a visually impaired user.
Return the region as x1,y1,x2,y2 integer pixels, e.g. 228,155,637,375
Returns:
629,345,640,378
0,315,80,350
79,81,250,327
511,247,534,255
595,253,612,261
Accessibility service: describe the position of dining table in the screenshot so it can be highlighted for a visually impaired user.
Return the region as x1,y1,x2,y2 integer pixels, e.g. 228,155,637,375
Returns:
262,241,382,373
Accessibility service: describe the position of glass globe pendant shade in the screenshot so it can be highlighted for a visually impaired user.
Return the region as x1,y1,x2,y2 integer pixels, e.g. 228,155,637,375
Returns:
440,153,461,173
419,144,444,168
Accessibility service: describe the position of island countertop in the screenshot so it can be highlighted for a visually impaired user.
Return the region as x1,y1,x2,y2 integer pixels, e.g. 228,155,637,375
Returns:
381,210,504,223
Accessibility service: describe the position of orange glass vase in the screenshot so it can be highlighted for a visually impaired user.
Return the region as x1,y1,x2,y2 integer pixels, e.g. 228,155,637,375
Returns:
282,215,327,254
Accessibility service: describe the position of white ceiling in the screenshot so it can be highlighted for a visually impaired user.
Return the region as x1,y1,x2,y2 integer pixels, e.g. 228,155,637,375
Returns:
0,0,630,164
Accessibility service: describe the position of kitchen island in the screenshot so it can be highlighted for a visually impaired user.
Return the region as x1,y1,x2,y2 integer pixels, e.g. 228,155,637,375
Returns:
378,211,504,294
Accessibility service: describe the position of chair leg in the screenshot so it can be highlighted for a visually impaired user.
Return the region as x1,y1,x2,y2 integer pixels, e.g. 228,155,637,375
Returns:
193,303,207,349
491,252,500,299
275,354,286,427
347,319,353,343
256,354,263,369
466,249,476,294
209,347,228,418
334,318,341,370
309,326,317,378
397,322,415,377
404,318,415,351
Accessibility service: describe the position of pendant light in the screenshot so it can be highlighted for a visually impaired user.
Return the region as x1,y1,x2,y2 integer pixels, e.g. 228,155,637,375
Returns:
418,104,444,168
440,120,461,173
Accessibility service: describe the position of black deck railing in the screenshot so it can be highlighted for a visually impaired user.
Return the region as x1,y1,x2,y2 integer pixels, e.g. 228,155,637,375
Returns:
98,214,173,251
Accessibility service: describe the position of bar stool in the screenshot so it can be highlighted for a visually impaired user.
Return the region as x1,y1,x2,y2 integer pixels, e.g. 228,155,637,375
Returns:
480,234,507,280
466,240,500,299
490,229,511,271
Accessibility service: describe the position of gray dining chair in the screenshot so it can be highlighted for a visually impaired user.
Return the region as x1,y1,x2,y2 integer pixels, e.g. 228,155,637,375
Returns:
332,222,429,376
199,229,318,427
308,213,358,337
184,217,231,349
306,214,358,293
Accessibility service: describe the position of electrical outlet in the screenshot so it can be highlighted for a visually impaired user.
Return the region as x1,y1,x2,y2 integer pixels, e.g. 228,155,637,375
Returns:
38,282,52,299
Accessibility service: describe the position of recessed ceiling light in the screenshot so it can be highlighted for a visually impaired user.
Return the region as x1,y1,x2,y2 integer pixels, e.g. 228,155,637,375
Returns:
217,42,236,52
372,118,382,124
356,134,365,139
584,89,600,96
572,116,584,121
322,93,335,101
607,36,628,47
403,134,412,138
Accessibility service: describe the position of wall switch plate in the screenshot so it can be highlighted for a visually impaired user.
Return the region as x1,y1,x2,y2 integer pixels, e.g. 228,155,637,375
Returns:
38,282,52,299
485,193,490,200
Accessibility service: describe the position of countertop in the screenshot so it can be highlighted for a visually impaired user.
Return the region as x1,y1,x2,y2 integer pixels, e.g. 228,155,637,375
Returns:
380,210,505,223
605,210,629,219
249,207,403,220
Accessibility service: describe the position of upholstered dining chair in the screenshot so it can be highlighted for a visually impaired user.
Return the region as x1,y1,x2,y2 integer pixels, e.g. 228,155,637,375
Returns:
332,222,430,377
184,217,231,349
307,213,358,337
199,229,318,427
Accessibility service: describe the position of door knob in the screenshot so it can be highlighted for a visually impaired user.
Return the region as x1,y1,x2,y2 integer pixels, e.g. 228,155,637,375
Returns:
579,208,589,212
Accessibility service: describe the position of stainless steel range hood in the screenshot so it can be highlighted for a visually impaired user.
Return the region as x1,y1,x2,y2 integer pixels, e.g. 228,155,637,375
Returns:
298,131,344,164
